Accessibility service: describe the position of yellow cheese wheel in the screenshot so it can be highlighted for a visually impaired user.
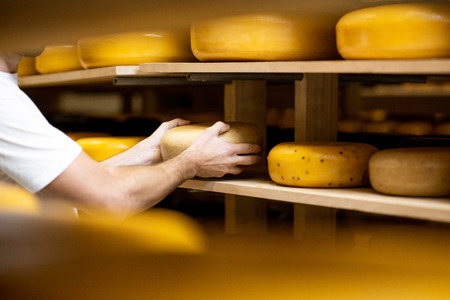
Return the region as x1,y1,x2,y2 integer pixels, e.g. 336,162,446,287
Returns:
17,57,38,76
190,13,339,61
0,182,40,214
267,142,378,188
369,147,450,197
336,3,450,59
35,45,83,74
66,132,111,141
77,30,195,69
160,122,262,161
77,137,145,161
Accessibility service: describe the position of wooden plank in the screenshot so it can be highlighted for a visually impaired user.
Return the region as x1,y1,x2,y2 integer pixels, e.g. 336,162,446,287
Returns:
293,73,339,244
19,60,450,88
139,60,450,75
18,66,139,87
223,80,268,235
180,177,450,224
294,74,338,141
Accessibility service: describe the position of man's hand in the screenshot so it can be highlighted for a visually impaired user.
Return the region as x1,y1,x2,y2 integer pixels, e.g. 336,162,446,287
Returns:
181,121,261,178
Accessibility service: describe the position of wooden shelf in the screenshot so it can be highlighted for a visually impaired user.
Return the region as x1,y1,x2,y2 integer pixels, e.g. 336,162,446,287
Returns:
18,59,450,88
18,66,140,87
139,60,450,75
180,176,450,223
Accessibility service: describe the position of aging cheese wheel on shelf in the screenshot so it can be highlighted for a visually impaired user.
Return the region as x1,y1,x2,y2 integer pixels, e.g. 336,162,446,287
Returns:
66,132,111,141
77,30,195,69
77,137,145,161
160,122,261,161
190,13,339,61
0,182,39,214
17,57,38,76
336,3,450,59
35,45,83,74
267,142,378,188
369,147,450,197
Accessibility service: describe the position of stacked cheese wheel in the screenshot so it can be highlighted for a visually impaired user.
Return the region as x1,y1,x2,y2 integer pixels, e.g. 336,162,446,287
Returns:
76,137,145,161
336,3,450,59
160,122,262,161
267,142,378,188
190,13,339,61
77,30,195,69
35,45,83,74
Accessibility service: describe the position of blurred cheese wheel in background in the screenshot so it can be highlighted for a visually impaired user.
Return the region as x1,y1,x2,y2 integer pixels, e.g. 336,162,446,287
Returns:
190,13,339,61
35,45,83,74
369,147,450,197
17,57,38,76
0,182,40,214
336,3,450,59
434,122,450,135
394,121,433,136
66,132,111,141
77,137,145,161
77,30,195,69
160,122,262,161
267,142,378,188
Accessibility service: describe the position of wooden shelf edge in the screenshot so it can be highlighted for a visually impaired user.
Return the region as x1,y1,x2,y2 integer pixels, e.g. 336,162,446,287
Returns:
18,66,140,88
18,60,450,88
140,59,450,75
179,177,450,223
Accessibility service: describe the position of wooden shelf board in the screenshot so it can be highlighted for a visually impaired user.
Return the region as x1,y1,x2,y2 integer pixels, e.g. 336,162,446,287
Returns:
180,176,450,223
18,66,140,88
140,60,450,75
19,60,450,88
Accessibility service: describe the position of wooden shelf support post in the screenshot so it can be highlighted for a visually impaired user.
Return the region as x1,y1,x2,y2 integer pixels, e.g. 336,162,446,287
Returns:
224,80,268,235
293,73,339,244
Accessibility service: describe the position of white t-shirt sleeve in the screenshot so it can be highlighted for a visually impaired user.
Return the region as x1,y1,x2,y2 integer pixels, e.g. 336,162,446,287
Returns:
0,72,82,193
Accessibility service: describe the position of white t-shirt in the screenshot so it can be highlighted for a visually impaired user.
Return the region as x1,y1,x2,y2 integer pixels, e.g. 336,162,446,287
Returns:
0,71,82,193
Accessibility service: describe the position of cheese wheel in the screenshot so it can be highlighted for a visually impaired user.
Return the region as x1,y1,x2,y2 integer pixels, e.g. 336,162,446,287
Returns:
267,142,378,188
35,45,83,74
77,30,195,69
336,3,450,59
17,57,38,76
160,122,262,161
77,137,145,161
369,147,450,197
190,13,339,61
0,182,39,214
66,132,111,141
394,121,433,136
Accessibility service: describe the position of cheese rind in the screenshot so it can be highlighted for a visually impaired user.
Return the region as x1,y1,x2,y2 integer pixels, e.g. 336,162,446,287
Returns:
35,45,83,74
190,13,339,61
267,142,378,188
77,31,195,69
369,147,450,197
77,137,145,161
160,122,262,161
336,3,450,59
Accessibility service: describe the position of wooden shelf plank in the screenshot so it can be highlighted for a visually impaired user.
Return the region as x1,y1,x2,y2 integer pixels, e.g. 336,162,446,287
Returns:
18,66,140,87
179,177,450,223
140,60,450,75
18,60,450,88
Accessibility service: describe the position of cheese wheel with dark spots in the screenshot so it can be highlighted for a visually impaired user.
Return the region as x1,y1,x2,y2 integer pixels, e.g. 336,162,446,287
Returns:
267,142,378,188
